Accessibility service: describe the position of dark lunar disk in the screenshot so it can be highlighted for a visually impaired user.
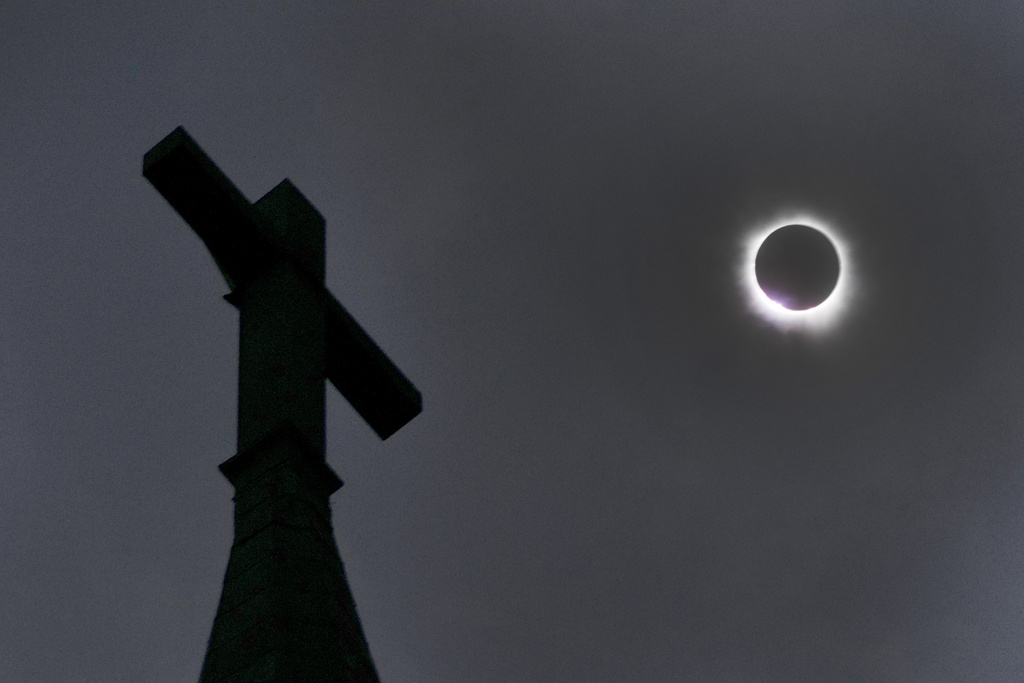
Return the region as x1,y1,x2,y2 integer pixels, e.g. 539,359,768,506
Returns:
755,224,840,310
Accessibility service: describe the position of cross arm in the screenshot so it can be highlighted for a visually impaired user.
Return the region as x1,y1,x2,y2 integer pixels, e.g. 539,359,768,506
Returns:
325,291,422,440
143,126,277,290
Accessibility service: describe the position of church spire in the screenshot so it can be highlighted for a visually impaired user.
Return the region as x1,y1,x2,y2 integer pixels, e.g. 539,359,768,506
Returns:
143,127,421,682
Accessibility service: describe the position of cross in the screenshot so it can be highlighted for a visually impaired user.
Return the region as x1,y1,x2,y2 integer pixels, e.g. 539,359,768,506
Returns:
143,127,420,682
144,126,421,446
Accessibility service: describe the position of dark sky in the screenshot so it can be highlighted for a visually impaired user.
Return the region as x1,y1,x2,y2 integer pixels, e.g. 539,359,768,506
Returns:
4,2,1024,681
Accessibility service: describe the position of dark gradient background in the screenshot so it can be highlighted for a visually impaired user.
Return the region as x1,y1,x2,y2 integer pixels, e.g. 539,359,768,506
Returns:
3,2,1024,681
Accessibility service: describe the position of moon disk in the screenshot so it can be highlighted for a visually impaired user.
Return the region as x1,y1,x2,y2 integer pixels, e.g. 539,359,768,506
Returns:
754,224,840,310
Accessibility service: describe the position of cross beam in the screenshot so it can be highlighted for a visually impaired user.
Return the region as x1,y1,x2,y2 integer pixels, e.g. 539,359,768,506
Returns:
143,126,421,440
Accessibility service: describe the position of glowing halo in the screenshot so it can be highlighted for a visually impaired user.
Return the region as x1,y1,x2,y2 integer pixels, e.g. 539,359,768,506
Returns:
738,214,854,334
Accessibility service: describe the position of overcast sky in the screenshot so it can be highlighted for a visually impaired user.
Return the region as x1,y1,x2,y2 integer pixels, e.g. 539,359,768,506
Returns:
4,2,1024,681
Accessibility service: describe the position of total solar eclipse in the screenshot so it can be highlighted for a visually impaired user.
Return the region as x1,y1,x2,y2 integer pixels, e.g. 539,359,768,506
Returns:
739,215,851,333
754,224,840,310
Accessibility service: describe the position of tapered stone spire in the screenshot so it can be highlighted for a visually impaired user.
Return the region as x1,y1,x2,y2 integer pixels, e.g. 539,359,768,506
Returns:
143,127,421,682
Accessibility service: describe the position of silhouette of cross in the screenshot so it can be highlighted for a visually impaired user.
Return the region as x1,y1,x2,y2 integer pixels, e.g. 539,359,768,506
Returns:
143,127,421,452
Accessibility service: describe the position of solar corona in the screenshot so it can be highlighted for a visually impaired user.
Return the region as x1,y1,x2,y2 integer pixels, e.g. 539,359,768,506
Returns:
739,215,852,333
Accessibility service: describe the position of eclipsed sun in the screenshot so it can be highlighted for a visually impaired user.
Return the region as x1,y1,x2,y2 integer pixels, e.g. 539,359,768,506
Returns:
739,216,853,333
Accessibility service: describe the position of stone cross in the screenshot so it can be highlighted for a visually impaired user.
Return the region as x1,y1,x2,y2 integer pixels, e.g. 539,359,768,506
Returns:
144,127,421,682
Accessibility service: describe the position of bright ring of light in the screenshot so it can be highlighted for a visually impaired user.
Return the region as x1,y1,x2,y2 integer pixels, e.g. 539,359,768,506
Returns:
738,214,854,334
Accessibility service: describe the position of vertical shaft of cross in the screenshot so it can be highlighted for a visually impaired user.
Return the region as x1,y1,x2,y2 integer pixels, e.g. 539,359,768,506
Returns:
196,182,380,683
233,182,327,457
